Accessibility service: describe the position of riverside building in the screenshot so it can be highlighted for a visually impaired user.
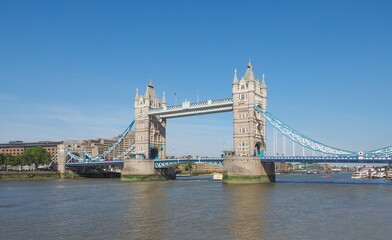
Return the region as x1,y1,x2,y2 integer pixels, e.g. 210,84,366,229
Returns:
0,140,62,162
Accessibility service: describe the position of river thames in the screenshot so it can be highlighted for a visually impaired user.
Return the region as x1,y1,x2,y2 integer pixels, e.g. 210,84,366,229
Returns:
1,173,391,240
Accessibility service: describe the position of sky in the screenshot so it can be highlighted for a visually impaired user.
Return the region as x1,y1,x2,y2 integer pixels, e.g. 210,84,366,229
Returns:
0,0,391,157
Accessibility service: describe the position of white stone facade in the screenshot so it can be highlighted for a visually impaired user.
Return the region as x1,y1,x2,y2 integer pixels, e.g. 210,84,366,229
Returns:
134,81,166,159
232,61,267,157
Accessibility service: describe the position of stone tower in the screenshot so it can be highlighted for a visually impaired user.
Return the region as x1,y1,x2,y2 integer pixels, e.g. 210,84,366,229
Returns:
224,60,274,183
232,60,267,157
134,81,166,159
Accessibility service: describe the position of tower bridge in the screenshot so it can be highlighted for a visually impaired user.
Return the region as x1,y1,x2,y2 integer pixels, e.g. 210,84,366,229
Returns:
60,61,392,183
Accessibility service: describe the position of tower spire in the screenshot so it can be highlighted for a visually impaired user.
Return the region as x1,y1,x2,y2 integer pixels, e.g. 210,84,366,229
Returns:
261,73,267,88
233,68,239,84
162,91,166,103
244,59,255,81
135,88,139,99
247,58,252,68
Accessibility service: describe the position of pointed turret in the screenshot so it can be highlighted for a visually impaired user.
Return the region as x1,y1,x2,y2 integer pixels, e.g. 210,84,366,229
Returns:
247,58,252,68
243,59,256,81
261,74,267,89
135,88,139,99
144,80,157,99
162,91,166,107
260,73,267,110
233,69,239,85
144,85,149,98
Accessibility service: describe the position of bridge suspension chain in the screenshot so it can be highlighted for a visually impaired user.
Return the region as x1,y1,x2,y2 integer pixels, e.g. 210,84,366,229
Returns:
365,146,392,157
65,120,135,162
254,105,356,156
64,148,88,162
114,142,135,159
93,120,135,160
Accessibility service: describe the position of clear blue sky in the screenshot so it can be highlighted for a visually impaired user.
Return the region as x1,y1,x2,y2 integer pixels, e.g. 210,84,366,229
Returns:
0,0,391,156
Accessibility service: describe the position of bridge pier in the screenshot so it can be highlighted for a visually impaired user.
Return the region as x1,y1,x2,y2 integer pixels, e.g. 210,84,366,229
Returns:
121,159,176,181
223,157,275,183
57,144,67,176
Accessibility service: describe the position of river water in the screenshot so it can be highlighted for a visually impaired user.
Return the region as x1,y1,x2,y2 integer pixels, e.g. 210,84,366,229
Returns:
1,173,391,240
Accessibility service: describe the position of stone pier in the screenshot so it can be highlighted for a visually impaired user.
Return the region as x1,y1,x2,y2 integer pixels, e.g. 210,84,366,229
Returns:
57,144,67,176
121,159,176,181
223,156,275,183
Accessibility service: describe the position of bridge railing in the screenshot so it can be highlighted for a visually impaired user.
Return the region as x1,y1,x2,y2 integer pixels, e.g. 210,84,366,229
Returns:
148,98,233,114
154,157,224,168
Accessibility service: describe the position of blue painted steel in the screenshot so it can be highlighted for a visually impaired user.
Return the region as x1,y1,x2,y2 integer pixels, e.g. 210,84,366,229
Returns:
64,149,87,162
114,143,135,159
148,98,233,118
255,104,391,157
66,161,124,167
261,156,392,164
65,121,135,163
365,146,392,157
92,120,135,160
154,158,224,168
148,98,233,113
254,104,356,156
64,156,392,169
83,151,94,159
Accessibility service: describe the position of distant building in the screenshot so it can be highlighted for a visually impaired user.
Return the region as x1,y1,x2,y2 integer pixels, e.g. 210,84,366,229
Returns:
275,162,293,173
0,130,135,168
190,163,223,173
0,140,62,161
292,162,331,172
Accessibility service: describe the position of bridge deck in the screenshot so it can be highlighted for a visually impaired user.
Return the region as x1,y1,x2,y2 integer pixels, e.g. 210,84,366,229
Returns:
65,161,124,167
65,156,392,168
148,98,233,118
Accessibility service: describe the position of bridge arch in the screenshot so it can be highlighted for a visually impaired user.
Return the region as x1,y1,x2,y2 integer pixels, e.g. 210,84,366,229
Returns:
149,147,159,159
254,141,265,157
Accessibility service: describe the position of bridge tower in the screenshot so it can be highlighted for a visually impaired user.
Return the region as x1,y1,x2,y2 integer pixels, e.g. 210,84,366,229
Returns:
223,61,275,183
122,81,174,181
133,80,166,160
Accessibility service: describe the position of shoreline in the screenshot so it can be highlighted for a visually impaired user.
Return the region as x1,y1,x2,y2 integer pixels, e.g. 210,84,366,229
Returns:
0,171,80,180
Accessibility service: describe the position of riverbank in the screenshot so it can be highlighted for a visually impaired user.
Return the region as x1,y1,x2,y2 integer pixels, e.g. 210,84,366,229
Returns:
0,171,80,180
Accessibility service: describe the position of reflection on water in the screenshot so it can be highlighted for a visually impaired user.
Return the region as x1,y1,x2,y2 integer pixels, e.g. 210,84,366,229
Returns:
126,183,168,239
225,184,268,239
0,174,391,240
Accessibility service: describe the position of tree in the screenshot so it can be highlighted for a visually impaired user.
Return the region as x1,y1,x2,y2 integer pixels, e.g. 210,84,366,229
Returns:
184,163,193,172
3,154,15,171
11,155,27,171
0,154,5,170
24,147,51,170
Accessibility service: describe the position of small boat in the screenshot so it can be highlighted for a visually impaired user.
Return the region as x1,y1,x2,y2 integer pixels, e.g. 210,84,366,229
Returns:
331,167,341,173
213,172,223,180
351,171,369,179
387,171,392,180
373,172,385,179
176,173,191,177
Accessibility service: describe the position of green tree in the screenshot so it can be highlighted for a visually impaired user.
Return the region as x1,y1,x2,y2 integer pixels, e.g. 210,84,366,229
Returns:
3,154,15,171
184,163,193,172
11,155,28,171
24,147,51,170
0,154,5,170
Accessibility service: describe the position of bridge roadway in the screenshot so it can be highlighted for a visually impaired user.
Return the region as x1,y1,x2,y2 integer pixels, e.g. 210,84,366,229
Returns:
65,156,392,168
